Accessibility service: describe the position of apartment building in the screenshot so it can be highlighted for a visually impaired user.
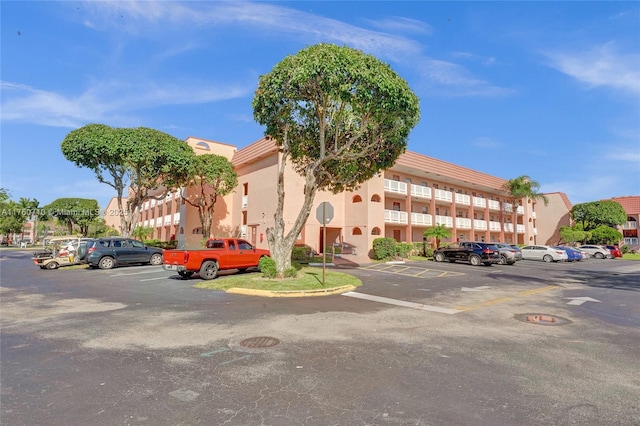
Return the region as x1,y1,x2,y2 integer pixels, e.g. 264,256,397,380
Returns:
611,196,640,248
105,136,575,259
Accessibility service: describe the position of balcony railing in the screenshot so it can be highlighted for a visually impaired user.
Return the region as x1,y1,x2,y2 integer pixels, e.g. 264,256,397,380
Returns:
163,215,171,226
434,215,453,228
173,212,180,225
434,189,452,203
532,211,537,219
503,202,513,213
384,209,408,224
384,179,407,195
517,206,524,214
488,200,500,210
411,212,432,226
474,219,488,230
242,195,248,208
503,223,514,233
455,193,470,205
517,224,525,234
473,197,486,208
240,225,247,238
623,221,638,230
455,217,471,229
489,221,501,231
410,184,432,199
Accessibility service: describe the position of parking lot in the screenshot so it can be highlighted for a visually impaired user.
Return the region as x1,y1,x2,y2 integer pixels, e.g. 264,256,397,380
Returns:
2,250,639,425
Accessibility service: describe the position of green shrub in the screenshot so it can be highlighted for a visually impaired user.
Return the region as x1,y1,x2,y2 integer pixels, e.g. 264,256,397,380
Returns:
621,245,631,254
395,242,413,258
412,242,426,256
373,237,397,260
292,245,313,261
284,267,298,278
259,256,277,278
425,248,435,258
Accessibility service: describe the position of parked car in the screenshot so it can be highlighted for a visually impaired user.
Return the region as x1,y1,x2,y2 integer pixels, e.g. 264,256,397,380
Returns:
520,245,568,262
86,237,164,269
553,246,582,262
605,245,622,258
433,241,500,266
577,245,612,259
493,243,522,265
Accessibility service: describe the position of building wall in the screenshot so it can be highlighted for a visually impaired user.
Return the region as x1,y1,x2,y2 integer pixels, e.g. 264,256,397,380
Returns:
610,196,640,248
533,192,572,245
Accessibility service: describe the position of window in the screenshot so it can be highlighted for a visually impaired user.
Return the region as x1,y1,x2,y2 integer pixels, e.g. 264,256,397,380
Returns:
371,194,381,202
195,141,210,151
352,227,362,235
352,195,363,203
393,202,400,211
206,240,225,249
238,240,253,250
192,227,202,234
131,240,144,248
422,207,428,214
421,182,428,187
393,175,400,181
228,241,236,251
371,227,381,235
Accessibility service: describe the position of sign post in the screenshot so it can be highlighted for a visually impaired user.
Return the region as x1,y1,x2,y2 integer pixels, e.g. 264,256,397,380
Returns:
315,202,334,286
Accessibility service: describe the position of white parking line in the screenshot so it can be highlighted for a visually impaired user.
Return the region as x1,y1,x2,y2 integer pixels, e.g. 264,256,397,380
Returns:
140,277,171,282
109,269,164,277
342,291,462,314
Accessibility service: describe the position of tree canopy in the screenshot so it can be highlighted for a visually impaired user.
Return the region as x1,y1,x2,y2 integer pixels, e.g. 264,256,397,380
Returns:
61,124,194,236
43,198,99,236
181,154,238,240
571,200,626,231
423,224,452,248
253,43,420,276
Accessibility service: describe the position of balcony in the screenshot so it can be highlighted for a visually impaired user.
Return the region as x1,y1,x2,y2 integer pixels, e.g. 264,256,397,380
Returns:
150,199,156,207
517,224,525,234
240,225,247,238
410,184,432,199
533,228,538,236
163,215,171,226
517,206,524,214
488,200,500,210
503,202,513,213
242,195,248,208
623,221,638,230
384,179,407,195
384,209,408,224
411,212,432,226
532,211,537,219
433,189,453,203
489,221,501,231
434,215,453,228
155,218,162,227
503,223,514,233
473,197,486,209
474,219,488,230
455,217,471,229
173,212,181,225
455,193,470,206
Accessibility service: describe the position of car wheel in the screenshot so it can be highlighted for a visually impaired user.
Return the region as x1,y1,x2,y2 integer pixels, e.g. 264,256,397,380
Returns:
434,252,445,262
46,261,59,270
469,255,481,266
149,253,162,266
543,254,553,263
199,260,218,280
507,261,516,265
498,255,508,265
99,256,115,270
178,271,194,279
594,252,604,259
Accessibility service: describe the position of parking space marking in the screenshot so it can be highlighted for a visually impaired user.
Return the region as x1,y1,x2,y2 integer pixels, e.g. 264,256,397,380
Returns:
453,285,561,312
109,269,164,277
140,277,171,282
342,291,462,314
359,264,465,279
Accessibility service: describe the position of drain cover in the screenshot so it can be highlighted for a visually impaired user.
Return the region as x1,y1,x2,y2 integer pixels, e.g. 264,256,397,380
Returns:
515,313,571,326
239,336,280,348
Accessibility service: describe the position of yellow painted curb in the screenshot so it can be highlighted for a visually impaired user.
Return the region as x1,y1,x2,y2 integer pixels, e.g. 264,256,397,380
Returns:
227,285,357,298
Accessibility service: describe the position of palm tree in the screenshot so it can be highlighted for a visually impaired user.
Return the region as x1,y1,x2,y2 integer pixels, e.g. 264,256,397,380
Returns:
423,224,452,249
503,175,548,244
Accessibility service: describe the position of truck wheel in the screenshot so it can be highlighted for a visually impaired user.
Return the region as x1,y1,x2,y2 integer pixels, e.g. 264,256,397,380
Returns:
99,256,115,270
199,261,218,280
178,271,194,279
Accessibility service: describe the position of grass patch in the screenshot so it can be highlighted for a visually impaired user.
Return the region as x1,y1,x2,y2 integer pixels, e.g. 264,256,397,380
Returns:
193,266,362,292
621,253,640,261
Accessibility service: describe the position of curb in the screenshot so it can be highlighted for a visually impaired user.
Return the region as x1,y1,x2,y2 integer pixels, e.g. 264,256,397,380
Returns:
227,285,357,298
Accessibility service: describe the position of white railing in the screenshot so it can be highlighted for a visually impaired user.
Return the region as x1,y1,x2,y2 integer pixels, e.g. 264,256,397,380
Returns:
474,219,487,230
473,197,486,208
240,225,247,238
503,202,513,213
164,215,171,226
410,184,432,199
455,193,470,205
532,211,537,219
242,195,248,208
143,201,149,211
143,220,149,227
434,215,453,228
517,206,524,214
456,217,471,229
384,209,408,224
517,224,525,234
503,223,514,233
623,221,637,229
384,179,408,195
488,200,500,210
150,199,156,207
166,193,173,201
155,218,162,226
411,212,432,226
489,221,501,231
434,189,453,202
173,212,180,225
533,228,538,236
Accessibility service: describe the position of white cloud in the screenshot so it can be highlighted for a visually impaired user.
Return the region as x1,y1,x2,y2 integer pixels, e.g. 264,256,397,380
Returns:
364,17,433,35
543,42,640,95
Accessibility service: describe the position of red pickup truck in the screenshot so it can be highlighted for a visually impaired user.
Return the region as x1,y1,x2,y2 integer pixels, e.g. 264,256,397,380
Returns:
162,238,270,280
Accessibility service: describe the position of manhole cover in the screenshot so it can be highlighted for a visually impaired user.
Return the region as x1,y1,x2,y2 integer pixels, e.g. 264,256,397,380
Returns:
515,313,571,326
239,336,280,348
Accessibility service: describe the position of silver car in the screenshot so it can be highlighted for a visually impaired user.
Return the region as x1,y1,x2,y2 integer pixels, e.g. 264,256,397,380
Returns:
520,245,568,262
493,243,522,265
576,245,612,259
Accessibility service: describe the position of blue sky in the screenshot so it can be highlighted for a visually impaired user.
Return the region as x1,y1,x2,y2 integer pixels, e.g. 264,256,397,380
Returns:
1,1,639,211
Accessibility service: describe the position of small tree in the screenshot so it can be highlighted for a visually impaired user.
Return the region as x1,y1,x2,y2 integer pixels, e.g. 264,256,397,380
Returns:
423,224,451,249
571,201,626,231
253,43,420,277
181,154,237,239
503,175,548,243
131,226,154,241
559,226,586,245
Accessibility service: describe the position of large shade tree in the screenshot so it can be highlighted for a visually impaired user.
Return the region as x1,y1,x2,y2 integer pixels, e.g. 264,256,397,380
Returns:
181,154,238,241
571,200,626,231
44,198,99,236
502,175,548,244
61,124,194,237
253,43,420,277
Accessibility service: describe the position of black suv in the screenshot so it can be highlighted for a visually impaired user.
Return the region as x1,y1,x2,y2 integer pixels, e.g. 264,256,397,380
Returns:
433,241,500,266
86,237,164,270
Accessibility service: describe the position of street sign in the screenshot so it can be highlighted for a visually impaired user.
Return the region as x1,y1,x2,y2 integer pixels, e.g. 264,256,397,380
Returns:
316,202,334,224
